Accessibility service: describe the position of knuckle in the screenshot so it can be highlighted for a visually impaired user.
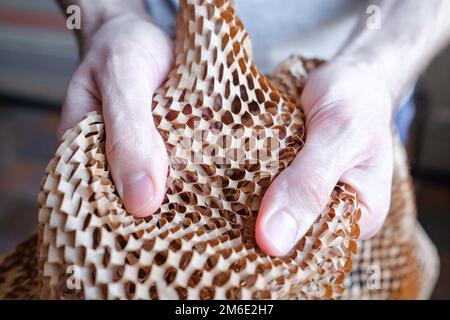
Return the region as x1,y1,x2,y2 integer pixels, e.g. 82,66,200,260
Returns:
309,102,363,142
287,168,332,216
105,125,143,164
95,40,164,95
109,39,147,63
331,104,367,135
105,118,164,165
97,40,150,82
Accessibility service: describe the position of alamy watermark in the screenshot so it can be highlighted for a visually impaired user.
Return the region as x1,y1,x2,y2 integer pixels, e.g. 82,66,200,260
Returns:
366,5,382,30
66,5,81,30
66,265,81,290
164,125,284,167
367,264,381,290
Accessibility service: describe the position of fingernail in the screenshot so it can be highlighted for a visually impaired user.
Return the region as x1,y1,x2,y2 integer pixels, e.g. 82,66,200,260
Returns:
265,211,298,255
121,172,154,215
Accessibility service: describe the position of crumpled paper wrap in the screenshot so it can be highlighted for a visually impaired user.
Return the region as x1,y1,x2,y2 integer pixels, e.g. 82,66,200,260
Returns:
0,0,438,300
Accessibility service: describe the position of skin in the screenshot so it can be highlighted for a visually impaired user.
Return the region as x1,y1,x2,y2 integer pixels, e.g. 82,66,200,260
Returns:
58,0,450,257
57,0,173,217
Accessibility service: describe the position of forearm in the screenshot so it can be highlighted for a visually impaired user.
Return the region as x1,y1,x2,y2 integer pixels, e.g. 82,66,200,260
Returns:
56,0,147,40
335,0,450,105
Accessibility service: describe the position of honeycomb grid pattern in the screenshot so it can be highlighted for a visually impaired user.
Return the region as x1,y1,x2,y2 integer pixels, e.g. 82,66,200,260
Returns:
36,0,360,299
0,0,438,300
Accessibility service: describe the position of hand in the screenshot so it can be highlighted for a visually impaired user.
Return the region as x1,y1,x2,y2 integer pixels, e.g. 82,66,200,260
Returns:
58,12,173,217
256,59,395,256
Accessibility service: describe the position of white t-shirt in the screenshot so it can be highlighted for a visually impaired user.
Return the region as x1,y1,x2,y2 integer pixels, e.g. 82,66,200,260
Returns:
145,0,368,72
145,0,415,142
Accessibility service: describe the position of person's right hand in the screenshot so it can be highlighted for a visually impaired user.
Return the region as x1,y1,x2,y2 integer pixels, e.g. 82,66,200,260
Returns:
58,12,173,217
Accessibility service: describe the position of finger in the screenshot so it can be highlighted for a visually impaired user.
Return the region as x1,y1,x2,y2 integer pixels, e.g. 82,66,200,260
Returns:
57,66,100,140
256,126,351,257
98,50,170,217
340,139,393,239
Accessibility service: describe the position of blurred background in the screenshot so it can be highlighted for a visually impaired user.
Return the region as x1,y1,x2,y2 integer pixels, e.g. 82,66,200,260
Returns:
0,0,449,298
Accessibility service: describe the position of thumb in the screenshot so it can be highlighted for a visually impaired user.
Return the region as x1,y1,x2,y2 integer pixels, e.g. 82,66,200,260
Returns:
99,53,170,218
255,129,347,256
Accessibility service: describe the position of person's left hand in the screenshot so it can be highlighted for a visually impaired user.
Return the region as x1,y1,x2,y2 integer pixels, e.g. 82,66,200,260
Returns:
255,59,395,256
